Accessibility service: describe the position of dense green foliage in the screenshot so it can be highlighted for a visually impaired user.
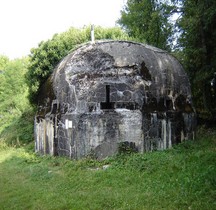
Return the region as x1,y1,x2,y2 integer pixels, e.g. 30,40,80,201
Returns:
118,0,173,50
0,55,34,144
175,0,216,117
27,26,129,104
0,130,215,209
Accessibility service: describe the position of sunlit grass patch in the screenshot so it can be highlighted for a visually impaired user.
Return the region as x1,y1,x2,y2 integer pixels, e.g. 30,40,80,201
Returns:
0,132,216,210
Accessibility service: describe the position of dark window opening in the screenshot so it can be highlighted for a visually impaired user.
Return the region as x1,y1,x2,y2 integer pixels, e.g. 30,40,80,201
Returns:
101,85,115,109
101,102,115,109
106,85,110,103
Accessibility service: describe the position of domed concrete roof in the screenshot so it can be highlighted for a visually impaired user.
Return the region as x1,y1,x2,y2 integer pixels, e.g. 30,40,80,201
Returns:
52,40,192,113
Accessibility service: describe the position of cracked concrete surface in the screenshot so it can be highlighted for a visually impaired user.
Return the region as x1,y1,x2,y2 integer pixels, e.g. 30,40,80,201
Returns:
35,40,196,159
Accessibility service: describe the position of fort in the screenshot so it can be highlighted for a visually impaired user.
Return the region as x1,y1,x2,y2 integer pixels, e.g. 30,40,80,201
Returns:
35,40,196,159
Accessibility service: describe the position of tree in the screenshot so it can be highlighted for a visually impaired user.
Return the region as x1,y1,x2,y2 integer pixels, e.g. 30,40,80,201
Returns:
176,0,216,117
117,0,173,50
0,56,31,134
27,26,129,105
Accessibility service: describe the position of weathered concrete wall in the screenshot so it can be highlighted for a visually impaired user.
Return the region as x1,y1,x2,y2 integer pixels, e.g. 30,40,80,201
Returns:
35,40,196,159
35,117,55,155
54,110,143,159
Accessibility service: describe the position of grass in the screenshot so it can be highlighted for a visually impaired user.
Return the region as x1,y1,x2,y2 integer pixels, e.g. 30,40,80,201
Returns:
0,130,216,210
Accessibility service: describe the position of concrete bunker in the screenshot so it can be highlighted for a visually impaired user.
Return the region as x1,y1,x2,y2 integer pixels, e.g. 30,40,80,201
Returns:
35,40,196,159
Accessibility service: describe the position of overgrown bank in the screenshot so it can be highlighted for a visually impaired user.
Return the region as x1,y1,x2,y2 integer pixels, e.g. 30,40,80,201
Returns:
0,130,215,210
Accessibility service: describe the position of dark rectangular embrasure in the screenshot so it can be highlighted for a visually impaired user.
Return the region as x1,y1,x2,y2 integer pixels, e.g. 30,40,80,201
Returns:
101,85,115,109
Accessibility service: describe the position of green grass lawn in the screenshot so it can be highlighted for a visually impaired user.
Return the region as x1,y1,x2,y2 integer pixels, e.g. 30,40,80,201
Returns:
0,131,216,210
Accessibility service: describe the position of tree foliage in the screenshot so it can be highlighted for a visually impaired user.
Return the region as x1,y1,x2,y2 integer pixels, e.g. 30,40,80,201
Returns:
117,0,173,50
176,0,216,117
27,26,129,104
0,56,31,135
